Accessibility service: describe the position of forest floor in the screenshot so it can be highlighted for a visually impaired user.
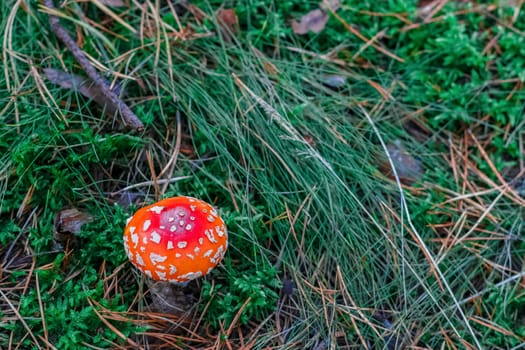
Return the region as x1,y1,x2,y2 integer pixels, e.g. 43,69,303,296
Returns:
1,0,524,349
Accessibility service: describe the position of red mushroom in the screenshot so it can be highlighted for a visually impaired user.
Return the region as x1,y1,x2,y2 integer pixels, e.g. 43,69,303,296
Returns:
123,196,228,283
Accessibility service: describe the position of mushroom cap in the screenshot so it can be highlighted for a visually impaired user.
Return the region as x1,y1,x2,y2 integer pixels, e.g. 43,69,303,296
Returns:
123,196,228,283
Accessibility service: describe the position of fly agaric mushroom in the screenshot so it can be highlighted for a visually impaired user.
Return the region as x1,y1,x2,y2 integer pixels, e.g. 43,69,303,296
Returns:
123,196,227,283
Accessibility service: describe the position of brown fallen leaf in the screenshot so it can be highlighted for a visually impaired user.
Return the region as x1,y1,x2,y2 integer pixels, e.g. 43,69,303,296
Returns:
55,208,93,234
380,140,425,185
44,68,121,117
216,8,238,41
292,9,329,35
217,9,238,30
54,208,93,244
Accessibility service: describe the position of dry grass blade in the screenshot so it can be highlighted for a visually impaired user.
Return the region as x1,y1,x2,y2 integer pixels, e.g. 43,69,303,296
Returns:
468,129,525,207
0,289,44,350
35,274,48,349
232,74,314,148
225,297,252,338
360,106,483,349
16,184,35,218
243,124,299,183
381,201,444,290
353,29,388,61
469,316,524,341
329,9,405,62
158,111,182,183
87,298,142,348
90,0,137,33
367,79,394,101
30,65,68,124
359,10,412,25
335,266,372,349
3,0,23,91
449,190,505,248
455,270,525,308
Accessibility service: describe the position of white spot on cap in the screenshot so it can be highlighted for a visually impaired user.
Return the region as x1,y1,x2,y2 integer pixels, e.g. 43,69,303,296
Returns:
167,241,174,250
156,271,166,280
214,245,224,259
211,209,218,217
149,206,164,214
144,270,152,278
131,233,139,248
150,253,167,265
205,229,217,244
123,235,129,242
143,219,151,231
203,249,213,258
178,211,186,217
169,265,177,275
124,242,131,259
135,253,145,266
190,205,196,211
142,237,148,244
170,226,177,232
175,253,182,258
160,225,166,229
207,215,214,223
199,238,204,245
179,220,185,227
177,241,187,249
185,224,192,231
202,208,208,213
178,271,202,280
129,226,136,234
216,225,226,237
150,231,161,244
140,246,146,252
157,265,166,270
194,247,200,254
126,216,133,225
186,254,195,260
168,217,175,222
190,216,195,221
210,245,225,264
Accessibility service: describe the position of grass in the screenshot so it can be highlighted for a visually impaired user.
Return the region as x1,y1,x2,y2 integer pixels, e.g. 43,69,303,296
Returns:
1,0,524,349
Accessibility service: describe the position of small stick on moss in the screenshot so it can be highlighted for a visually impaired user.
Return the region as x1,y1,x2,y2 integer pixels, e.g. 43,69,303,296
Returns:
43,0,144,131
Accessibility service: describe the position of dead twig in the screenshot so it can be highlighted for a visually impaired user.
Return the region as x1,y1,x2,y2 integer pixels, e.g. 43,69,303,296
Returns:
43,0,144,130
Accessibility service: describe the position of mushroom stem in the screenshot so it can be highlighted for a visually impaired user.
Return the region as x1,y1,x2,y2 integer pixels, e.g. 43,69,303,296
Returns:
145,278,196,315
